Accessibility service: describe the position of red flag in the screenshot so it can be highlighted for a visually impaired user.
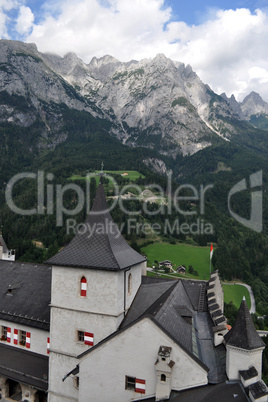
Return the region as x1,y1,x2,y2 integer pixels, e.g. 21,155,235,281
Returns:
210,244,213,260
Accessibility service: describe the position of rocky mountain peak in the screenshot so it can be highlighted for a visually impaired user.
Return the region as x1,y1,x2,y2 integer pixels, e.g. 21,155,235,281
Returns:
1,39,268,159
240,91,268,117
220,93,244,119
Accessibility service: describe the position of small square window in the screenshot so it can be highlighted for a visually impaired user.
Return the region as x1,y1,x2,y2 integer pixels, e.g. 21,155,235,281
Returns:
77,331,84,342
125,376,135,390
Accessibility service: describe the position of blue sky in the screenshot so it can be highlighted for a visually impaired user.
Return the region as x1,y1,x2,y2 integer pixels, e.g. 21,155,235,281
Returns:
1,0,268,101
168,0,267,24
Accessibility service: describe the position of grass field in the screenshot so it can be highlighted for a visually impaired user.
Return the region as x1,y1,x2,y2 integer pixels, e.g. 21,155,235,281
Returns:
142,242,252,307
70,170,144,182
101,170,145,180
141,242,212,280
222,283,251,309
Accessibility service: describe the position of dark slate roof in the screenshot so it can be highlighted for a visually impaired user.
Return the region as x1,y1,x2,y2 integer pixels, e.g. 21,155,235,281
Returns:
211,309,222,318
0,234,8,252
208,303,220,312
122,279,210,358
208,298,216,305
0,343,48,390
0,260,51,330
78,277,224,377
169,381,249,402
207,292,215,298
121,279,176,328
46,183,146,270
249,381,268,398
239,366,258,380
214,316,226,325
182,280,207,311
152,281,195,353
224,299,265,350
194,313,227,384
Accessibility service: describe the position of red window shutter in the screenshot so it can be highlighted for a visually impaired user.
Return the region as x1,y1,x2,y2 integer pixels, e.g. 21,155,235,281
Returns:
14,329,18,345
26,332,31,348
7,327,11,343
81,277,87,297
84,332,94,346
47,337,50,354
135,379,146,394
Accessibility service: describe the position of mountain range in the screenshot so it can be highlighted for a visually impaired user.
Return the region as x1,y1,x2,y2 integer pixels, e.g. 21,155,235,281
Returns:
1,38,268,170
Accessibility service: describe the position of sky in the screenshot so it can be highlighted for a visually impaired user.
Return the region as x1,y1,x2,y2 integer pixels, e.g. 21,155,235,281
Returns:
1,0,268,102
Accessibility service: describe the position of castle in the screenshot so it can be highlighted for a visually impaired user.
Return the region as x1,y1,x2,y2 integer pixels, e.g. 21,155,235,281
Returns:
0,183,267,401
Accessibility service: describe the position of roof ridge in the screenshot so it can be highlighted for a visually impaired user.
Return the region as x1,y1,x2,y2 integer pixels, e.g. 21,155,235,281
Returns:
143,280,179,317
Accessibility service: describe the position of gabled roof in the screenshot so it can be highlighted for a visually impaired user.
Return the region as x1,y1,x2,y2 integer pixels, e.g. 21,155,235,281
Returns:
224,298,265,350
122,279,208,357
46,183,146,270
78,314,209,373
120,277,176,328
0,260,51,330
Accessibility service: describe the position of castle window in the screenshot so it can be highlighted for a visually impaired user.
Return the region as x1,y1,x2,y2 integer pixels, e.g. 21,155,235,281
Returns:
77,330,94,346
161,374,166,382
1,326,7,341
125,376,146,394
19,331,31,348
74,376,79,389
19,330,26,346
125,376,135,390
77,331,84,342
128,273,132,295
1,326,11,343
80,277,87,297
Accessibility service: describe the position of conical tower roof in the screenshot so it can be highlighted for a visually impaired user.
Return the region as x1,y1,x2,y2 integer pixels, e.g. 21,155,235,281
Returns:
46,183,146,270
224,298,265,350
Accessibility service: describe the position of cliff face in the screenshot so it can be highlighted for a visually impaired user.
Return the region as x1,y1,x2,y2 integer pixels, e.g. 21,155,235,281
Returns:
1,39,268,157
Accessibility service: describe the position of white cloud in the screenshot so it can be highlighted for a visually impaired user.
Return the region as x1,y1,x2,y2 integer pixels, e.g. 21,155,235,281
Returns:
16,5,34,34
0,0,18,37
0,0,268,102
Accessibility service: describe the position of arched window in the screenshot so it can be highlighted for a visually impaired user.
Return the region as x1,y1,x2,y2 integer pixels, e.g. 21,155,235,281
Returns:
161,374,166,382
80,277,87,297
128,273,132,295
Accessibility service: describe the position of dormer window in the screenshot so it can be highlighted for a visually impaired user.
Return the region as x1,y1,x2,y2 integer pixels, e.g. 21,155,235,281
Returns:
80,277,87,297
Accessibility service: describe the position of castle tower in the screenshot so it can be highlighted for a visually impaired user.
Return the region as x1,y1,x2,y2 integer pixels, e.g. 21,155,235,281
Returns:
46,183,146,401
225,297,265,381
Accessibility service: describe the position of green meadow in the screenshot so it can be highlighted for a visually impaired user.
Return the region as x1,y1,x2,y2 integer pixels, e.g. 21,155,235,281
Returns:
142,242,212,280
222,283,251,309
70,170,144,183
143,242,251,307
101,170,145,180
